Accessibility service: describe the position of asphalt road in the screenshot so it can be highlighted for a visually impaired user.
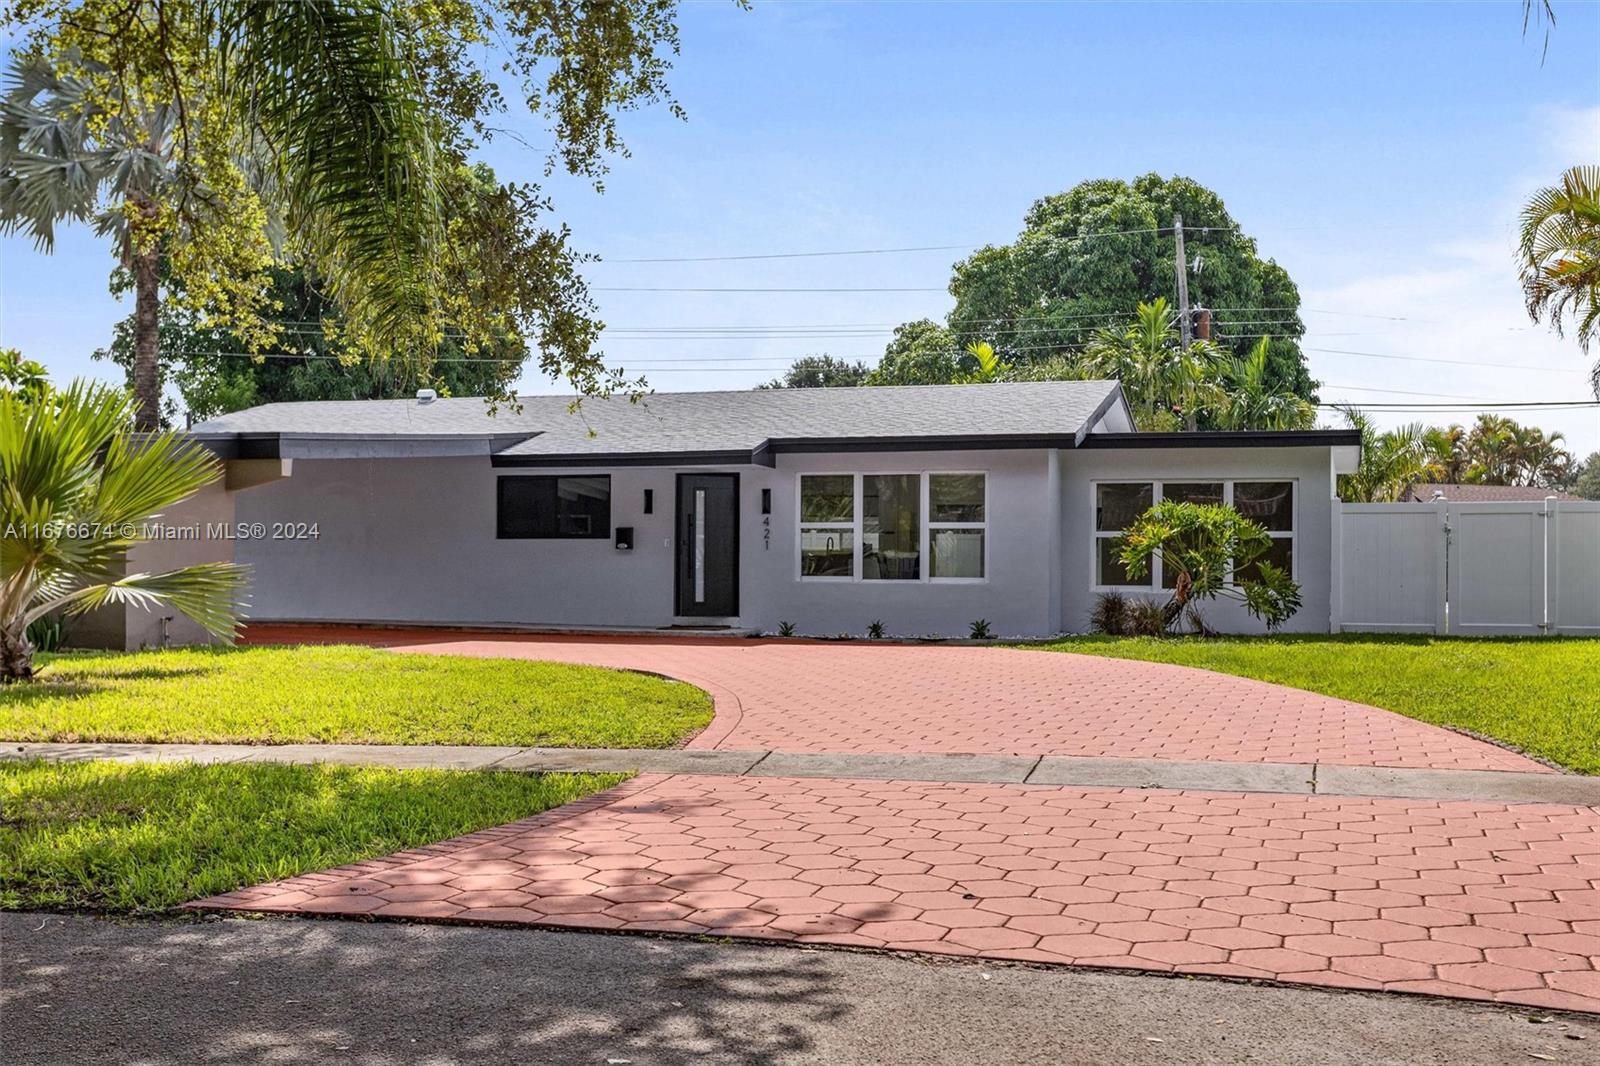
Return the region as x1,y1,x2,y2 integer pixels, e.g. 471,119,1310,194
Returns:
3,913,1594,1065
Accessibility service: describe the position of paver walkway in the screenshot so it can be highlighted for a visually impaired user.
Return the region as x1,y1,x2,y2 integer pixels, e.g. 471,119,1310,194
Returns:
193,626,1594,1012
194,773,1600,1013
242,625,1545,773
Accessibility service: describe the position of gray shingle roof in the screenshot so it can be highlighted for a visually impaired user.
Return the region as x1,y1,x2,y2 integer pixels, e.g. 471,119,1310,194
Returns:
190,381,1125,459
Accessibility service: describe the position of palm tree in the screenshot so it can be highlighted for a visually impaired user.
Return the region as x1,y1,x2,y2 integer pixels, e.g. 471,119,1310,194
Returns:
1,2,446,429
0,380,249,680
962,341,1010,383
1337,408,1430,502
1422,424,1468,483
1082,299,1225,430
1519,165,1600,397
1,55,184,429
1216,337,1317,430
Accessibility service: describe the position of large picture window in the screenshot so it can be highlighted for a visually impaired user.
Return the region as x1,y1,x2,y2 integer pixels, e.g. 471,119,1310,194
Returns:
799,472,986,582
498,476,611,539
1093,479,1295,588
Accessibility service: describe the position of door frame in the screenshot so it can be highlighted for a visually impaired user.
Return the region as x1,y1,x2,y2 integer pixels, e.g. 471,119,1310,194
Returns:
674,472,740,618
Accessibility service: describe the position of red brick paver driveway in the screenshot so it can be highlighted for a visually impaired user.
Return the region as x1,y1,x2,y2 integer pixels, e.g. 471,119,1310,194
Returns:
197,773,1600,1013
244,625,1544,773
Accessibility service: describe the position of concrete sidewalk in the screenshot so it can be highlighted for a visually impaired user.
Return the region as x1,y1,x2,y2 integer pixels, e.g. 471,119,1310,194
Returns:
7,740,1597,805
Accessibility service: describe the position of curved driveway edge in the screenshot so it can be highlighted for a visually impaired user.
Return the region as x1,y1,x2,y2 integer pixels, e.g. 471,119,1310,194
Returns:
243,625,1548,774
192,772,1600,1014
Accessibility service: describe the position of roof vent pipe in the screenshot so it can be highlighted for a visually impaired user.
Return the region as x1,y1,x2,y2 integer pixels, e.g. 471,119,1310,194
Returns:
416,388,438,404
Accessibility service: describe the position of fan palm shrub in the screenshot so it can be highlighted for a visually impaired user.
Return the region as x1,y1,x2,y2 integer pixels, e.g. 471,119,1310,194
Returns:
0,380,249,680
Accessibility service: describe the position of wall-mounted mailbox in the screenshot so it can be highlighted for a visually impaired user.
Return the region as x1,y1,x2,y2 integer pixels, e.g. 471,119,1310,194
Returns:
761,488,772,514
643,489,653,514
615,526,634,551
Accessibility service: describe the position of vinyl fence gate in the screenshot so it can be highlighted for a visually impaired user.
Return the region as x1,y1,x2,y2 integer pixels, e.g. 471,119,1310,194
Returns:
1332,499,1600,636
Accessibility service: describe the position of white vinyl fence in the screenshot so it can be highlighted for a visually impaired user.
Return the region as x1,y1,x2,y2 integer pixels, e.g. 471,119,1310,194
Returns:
1332,498,1600,636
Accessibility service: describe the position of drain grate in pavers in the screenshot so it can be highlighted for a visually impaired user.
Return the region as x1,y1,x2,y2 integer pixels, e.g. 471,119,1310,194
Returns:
192,773,1600,1014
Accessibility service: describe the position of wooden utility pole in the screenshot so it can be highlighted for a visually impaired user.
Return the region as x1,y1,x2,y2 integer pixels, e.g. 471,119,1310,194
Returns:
1173,213,1192,347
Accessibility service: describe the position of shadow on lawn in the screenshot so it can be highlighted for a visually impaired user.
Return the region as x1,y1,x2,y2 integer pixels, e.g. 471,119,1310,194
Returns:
2,913,850,1066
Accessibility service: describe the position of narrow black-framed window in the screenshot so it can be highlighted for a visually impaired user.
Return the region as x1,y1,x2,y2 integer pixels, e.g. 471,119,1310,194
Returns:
498,476,612,539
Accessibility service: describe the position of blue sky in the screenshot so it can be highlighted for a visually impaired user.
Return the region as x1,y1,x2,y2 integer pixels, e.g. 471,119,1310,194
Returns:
4,0,1598,453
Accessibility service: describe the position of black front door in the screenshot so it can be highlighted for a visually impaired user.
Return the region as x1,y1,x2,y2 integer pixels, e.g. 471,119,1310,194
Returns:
676,473,740,617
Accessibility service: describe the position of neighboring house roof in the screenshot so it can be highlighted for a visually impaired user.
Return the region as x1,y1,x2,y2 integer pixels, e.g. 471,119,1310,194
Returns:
1398,482,1580,503
189,381,1358,465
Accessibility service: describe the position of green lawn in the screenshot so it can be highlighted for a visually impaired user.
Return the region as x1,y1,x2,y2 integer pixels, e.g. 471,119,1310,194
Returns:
0,644,712,748
0,759,627,913
1026,635,1600,774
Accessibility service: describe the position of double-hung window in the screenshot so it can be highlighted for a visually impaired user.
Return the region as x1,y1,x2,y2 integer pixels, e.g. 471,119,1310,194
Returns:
1093,479,1295,588
799,472,987,582
799,475,855,577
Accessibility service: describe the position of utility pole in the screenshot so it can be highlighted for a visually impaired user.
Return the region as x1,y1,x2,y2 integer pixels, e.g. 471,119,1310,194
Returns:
1173,212,1192,347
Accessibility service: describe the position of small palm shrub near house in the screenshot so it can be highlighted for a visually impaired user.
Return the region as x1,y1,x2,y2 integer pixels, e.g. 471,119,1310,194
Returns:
867,620,886,639
1093,502,1302,636
969,618,994,640
777,621,797,637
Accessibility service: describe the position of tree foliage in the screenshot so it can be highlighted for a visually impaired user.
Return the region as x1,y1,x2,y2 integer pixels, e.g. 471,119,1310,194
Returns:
1518,165,1600,396
1116,500,1303,633
759,354,869,390
1424,414,1574,488
0,379,250,680
1573,452,1600,500
2,0,732,413
1337,409,1430,503
939,174,1317,401
865,320,964,386
95,264,523,423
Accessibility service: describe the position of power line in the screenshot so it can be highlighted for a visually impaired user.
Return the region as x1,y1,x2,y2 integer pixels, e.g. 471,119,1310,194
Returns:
598,226,1236,264
1321,384,1497,401
1316,401,1599,410
595,286,950,293
1306,347,1578,373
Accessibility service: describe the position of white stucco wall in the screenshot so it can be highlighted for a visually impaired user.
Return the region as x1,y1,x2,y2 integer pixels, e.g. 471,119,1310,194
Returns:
231,449,1062,637
1059,446,1338,634
228,443,1339,639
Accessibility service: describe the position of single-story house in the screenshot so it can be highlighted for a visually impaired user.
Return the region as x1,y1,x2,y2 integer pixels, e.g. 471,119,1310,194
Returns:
1398,482,1580,503
96,381,1362,646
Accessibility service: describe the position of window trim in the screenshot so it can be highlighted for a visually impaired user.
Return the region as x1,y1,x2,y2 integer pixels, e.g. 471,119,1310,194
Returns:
496,474,613,540
1089,477,1297,592
797,471,989,584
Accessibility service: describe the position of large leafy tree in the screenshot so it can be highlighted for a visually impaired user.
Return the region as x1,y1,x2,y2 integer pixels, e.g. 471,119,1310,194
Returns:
934,174,1317,402
1518,165,1600,396
0,379,249,680
2,0,729,427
